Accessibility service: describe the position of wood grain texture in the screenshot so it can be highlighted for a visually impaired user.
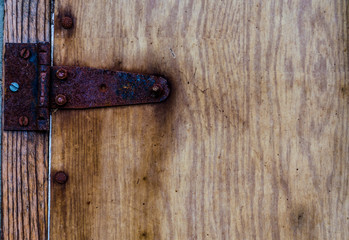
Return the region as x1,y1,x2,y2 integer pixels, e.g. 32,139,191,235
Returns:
1,0,50,239
51,0,349,239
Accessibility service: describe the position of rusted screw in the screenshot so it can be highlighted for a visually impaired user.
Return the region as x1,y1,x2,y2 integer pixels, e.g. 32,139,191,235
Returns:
54,171,68,184
61,16,73,29
19,116,29,127
56,68,68,80
55,94,67,106
20,48,30,59
150,84,163,98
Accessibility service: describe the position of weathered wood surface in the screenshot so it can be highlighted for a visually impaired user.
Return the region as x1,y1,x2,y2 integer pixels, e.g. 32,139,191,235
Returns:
51,0,349,239
1,0,50,239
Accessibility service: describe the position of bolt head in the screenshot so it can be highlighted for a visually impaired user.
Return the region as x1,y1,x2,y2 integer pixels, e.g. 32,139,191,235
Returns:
55,94,67,106
19,116,29,126
150,84,163,98
61,16,73,29
9,82,19,92
20,48,30,59
56,68,68,80
54,171,68,184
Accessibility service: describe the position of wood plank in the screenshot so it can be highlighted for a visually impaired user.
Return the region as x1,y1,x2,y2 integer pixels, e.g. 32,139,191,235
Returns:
0,0,4,227
1,0,50,239
51,0,349,239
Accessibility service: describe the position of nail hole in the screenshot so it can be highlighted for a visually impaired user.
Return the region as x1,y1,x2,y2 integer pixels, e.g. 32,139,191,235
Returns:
99,84,107,92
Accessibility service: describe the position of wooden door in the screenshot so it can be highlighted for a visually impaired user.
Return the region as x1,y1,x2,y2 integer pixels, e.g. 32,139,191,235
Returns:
49,0,348,239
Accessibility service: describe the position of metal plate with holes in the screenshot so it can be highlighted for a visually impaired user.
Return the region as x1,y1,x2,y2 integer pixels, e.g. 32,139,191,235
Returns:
4,42,170,131
4,43,50,131
50,66,170,109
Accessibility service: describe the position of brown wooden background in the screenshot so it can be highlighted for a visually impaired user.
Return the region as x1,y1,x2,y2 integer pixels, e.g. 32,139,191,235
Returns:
2,0,349,239
50,0,349,239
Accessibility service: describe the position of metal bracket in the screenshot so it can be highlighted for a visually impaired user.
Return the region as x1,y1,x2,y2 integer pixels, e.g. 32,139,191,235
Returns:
4,42,170,131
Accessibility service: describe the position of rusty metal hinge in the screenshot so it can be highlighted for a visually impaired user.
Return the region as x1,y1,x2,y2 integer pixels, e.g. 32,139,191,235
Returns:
4,42,170,131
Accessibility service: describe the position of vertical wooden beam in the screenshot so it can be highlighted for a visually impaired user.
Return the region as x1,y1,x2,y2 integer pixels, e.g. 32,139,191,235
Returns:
1,0,50,239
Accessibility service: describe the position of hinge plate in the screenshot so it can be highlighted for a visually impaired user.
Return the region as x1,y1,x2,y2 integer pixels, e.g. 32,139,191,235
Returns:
4,43,50,131
4,43,170,131
50,66,170,109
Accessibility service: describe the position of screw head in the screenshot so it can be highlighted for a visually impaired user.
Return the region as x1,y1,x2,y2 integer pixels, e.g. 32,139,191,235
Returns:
9,82,19,92
54,171,68,184
56,68,68,80
61,16,73,29
55,94,67,106
20,48,30,59
150,84,163,98
19,116,29,127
